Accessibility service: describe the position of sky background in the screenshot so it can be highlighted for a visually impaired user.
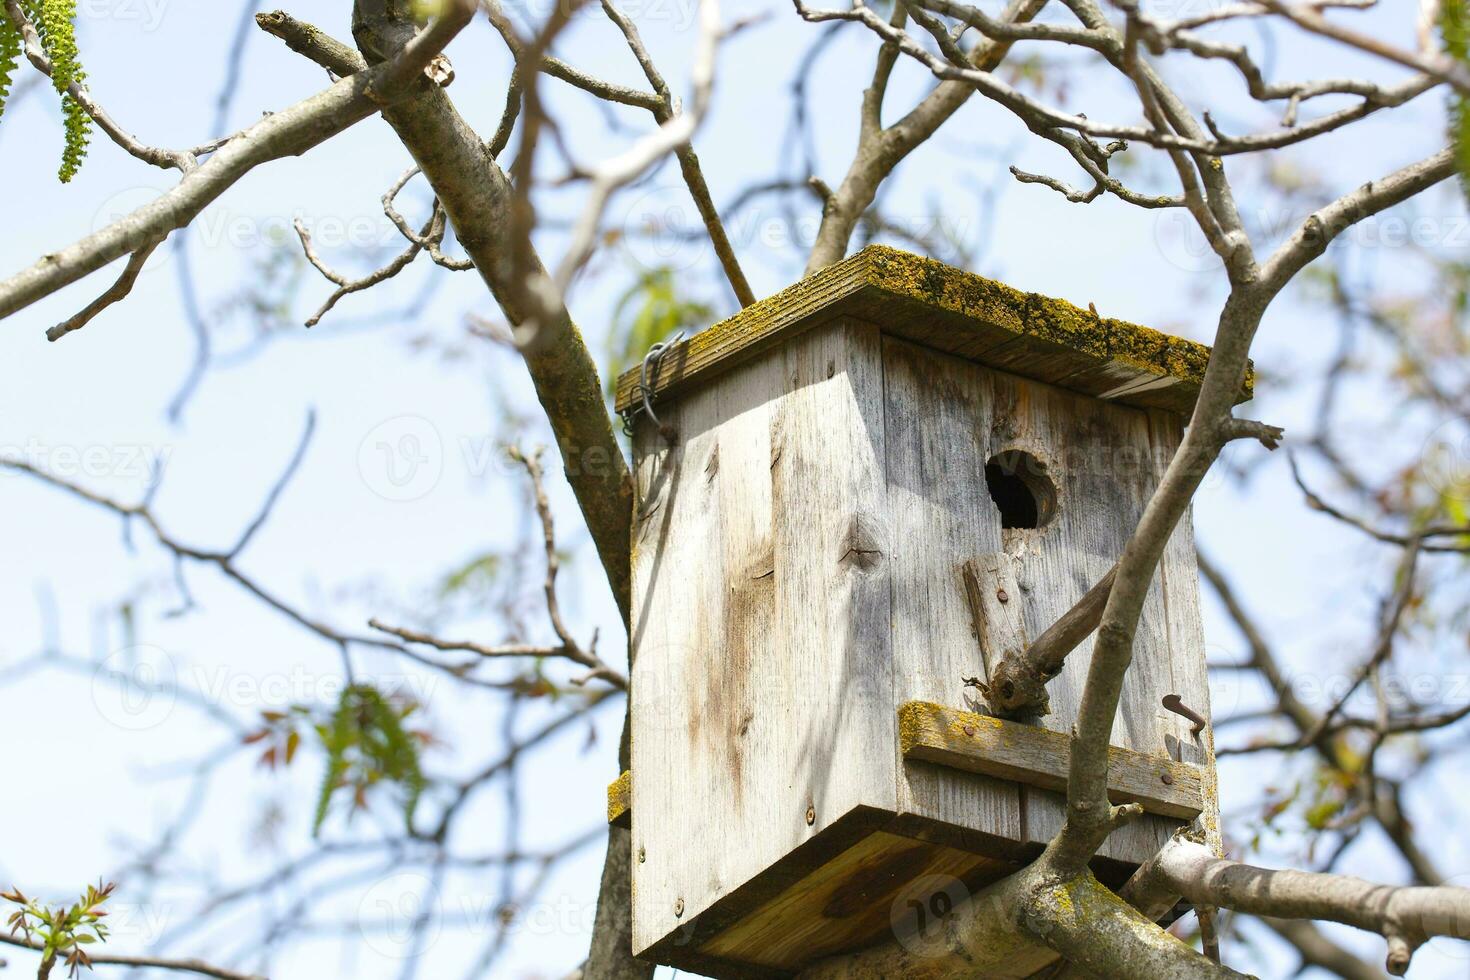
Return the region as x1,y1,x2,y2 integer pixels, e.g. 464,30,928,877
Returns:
1,0,1468,977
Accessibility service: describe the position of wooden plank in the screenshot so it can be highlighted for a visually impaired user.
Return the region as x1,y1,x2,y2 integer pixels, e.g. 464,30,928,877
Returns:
898,702,1205,821
1147,409,1222,853
608,770,631,828
980,364,1179,864
630,320,900,963
881,337,1025,850
614,245,1252,417
628,376,726,955
769,319,897,838
700,830,1022,974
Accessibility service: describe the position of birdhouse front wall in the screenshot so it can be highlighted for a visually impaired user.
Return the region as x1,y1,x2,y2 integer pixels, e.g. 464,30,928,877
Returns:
628,317,1213,974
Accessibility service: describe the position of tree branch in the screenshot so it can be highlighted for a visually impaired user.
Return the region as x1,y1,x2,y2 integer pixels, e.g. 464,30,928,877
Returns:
0,934,264,980
0,0,479,328
259,9,634,629
1151,836,1470,975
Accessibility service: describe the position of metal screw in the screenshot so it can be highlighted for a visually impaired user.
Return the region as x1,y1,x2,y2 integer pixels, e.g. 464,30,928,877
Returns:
638,847,646,864
805,805,816,826
997,588,1010,604
1161,773,1175,786
674,898,684,918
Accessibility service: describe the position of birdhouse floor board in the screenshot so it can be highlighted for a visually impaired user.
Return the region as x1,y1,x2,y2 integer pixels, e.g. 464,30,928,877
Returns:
897,701,1206,821
613,781,1160,978
701,830,1018,972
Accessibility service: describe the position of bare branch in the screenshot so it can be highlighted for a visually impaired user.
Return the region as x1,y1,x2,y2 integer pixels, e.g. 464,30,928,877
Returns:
1262,0,1470,93
1151,836,1470,975
259,10,635,627
0,0,480,329
0,935,264,980
599,0,758,307
1258,917,1388,980
365,449,629,690
44,244,158,342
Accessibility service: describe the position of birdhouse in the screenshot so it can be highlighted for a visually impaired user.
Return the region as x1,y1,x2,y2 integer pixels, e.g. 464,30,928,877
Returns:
610,246,1239,978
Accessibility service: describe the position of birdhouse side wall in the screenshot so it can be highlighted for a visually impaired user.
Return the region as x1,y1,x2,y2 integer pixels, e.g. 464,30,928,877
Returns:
882,336,1216,864
628,319,898,957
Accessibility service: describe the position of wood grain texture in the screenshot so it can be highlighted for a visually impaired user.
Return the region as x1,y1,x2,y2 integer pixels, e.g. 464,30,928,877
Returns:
899,702,1205,821
1146,409,1221,852
882,338,1025,850
614,246,1253,417
628,367,726,955
701,830,1017,974
629,320,898,962
980,357,1181,863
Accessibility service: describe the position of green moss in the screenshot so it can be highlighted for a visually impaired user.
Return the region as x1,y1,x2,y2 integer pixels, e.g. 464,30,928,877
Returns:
613,245,1254,414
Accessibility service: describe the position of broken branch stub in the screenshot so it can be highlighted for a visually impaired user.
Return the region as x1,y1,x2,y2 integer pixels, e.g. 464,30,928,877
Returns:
971,562,1118,718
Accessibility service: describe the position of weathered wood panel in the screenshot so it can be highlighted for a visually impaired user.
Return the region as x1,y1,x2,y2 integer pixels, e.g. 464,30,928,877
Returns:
770,320,896,838
630,320,897,961
981,362,1181,864
899,702,1205,820
701,830,1017,973
882,337,1026,850
1146,409,1221,852
879,338,1183,864
629,368,727,955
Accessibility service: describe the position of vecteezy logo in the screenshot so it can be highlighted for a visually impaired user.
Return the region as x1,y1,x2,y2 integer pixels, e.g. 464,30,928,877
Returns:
357,416,443,502
614,184,706,273
357,872,442,958
91,644,177,731
1153,209,1218,275
889,874,971,955
91,186,176,273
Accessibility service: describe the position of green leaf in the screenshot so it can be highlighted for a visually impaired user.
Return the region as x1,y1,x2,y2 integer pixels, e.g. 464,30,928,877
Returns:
312,685,426,836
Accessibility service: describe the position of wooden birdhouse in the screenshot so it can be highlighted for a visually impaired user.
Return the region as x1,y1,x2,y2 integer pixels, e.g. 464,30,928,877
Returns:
609,246,1240,978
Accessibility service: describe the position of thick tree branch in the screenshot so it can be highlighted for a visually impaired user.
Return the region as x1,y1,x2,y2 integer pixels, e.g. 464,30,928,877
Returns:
1050,147,1455,869
798,856,1247,979
1151,836,1470,975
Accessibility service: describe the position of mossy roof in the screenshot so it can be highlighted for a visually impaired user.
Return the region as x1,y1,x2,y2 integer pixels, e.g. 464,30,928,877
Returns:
612,245,1252,417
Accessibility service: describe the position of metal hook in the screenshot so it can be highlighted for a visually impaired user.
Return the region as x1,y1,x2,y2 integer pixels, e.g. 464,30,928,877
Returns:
622,331,685,440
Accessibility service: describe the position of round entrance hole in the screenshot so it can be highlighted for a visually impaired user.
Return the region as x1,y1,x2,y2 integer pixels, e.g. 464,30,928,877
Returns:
985,450,1057,530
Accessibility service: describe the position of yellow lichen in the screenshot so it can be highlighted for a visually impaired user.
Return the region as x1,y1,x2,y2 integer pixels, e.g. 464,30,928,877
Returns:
607,770,632,824
613,245,1254,414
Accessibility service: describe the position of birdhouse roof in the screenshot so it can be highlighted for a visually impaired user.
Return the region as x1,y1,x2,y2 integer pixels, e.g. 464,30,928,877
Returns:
613,245,1252,416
